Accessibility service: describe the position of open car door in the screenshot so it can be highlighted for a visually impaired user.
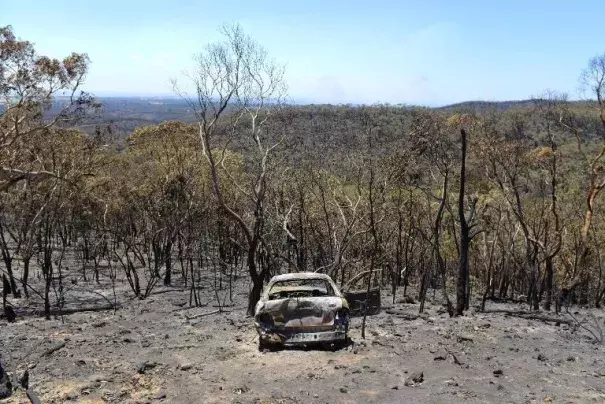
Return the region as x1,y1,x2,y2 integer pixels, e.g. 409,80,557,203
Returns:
342,269,381,316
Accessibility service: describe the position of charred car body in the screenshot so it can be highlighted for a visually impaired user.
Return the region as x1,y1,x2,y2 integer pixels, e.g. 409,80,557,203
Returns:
254,273,350,349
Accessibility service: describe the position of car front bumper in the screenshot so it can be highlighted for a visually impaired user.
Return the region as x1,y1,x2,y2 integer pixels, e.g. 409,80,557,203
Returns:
258,326,347,345
283,330,347,344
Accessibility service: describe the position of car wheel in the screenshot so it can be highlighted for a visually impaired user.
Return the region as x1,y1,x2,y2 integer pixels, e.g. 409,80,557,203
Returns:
331,337,348,351
259,337,280,352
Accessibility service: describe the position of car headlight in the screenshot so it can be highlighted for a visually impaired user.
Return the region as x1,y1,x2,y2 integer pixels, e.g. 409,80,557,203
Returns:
334,310,349,324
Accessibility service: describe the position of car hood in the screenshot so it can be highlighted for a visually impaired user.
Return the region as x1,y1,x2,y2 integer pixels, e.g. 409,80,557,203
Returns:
256,296,347,330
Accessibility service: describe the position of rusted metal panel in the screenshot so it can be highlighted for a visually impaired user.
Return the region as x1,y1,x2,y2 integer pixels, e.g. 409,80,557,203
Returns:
344,288,381,316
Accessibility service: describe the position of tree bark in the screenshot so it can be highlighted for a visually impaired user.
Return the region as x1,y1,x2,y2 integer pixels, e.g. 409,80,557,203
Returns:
543,256,554,311
163,240,173,286
0,224,19,296
246,240,262,315
22,257,30,298
456,129,469,316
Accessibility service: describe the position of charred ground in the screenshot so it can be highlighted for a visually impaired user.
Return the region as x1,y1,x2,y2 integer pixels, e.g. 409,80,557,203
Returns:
2,270,605,404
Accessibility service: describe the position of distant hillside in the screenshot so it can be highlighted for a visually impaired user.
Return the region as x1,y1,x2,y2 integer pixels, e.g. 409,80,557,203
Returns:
42,96,598,141
438,99,590,112
438,100,539,112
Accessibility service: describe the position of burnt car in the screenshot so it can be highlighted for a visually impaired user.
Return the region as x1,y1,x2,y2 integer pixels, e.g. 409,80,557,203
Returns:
254,273,349,349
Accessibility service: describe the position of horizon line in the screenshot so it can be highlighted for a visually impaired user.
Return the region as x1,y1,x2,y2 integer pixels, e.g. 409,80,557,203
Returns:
60,93,587,109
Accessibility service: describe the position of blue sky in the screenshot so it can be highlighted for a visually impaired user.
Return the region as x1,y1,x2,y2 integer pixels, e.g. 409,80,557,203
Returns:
2,0,604,105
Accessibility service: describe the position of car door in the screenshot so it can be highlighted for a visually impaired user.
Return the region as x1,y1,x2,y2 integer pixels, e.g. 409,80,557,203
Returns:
342,270,382,316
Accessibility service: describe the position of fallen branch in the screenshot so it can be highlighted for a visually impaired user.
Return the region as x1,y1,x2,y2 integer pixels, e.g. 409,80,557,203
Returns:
483,296,527,305
445,349,464,366
482,309,573,325
385,309,422,321
26,388,42,404
184,309,231,320
172,301,211,312
150,288,186,296
565,309,603,344
47,304,120,316
41,341,66,357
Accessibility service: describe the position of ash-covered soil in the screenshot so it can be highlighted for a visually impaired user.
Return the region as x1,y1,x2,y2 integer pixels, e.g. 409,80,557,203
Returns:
2,276,605,404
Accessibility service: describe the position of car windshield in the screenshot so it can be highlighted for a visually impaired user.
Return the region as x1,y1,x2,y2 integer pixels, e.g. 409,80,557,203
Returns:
268,279,335,299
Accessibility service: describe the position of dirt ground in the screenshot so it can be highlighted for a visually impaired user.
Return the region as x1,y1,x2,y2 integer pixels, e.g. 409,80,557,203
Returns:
2,274,605,404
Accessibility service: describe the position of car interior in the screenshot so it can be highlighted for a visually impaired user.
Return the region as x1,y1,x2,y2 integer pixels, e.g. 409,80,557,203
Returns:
267,279,335,300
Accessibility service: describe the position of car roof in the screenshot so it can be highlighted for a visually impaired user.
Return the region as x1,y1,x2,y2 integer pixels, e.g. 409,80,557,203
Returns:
269,272,333,282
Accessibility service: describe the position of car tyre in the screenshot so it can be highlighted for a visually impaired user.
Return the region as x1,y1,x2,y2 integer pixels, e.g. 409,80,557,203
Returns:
259,338,280,352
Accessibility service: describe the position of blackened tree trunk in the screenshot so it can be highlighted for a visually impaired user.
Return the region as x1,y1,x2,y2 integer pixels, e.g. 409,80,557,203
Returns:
248,276,263,316
247,239,263,315
163,240,173,286
43,241,53,320
362,163,379,339
433,171,454,316
456,128,470,316
544,257,554,310
0,223,19,297
22,257,31,298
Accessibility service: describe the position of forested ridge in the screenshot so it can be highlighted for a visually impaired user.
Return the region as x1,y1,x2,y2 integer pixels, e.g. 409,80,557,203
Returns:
2,23,605,322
